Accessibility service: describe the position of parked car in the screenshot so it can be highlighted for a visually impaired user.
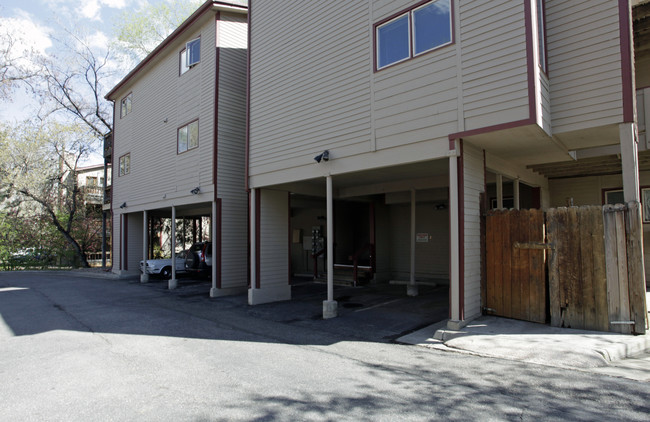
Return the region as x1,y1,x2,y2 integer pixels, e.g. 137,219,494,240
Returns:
184,242,212,276
139,250,188,278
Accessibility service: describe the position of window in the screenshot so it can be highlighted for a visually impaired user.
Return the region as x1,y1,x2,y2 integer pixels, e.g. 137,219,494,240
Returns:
180,38,201,75
178,120,199,154
376,0,452,70
536,0,547,73
604,189,624,205
86,176,98,187
119,153,130,176
120,93,132,118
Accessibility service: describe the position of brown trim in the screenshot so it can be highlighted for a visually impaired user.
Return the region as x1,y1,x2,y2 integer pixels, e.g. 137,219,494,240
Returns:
287,192,291,285
247,190,251,288
245,0,252,192
105,1,247,100
216,198,222,288
448,118,535,141
123,213,129,271
177,119,200,155
619,0,635,123
179,47,187,76
457,140,464,321
524,0,537,124
373,0,455,72
214,13,221,201
255,188,261,289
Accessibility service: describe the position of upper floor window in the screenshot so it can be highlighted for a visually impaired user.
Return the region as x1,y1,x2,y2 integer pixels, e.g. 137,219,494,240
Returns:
86,176,98,187
376,0,452,70
536,0,547,73
180,38,201,75
119,153,130,176
178,120,199,154
120,93,132,118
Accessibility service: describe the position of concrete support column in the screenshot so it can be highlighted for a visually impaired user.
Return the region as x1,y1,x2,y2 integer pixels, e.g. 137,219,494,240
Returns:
496,173,503,209
620,123,640,203
323,175,337,319
407,189,418,296
250,189,257,292
169,206,177,290
140,210,149,283
514,178,520,210
449,154,460,322
210,200,218,297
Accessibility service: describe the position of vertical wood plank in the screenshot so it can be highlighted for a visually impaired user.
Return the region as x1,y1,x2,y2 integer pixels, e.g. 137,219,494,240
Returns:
532,208,546,323
557,208,571,327
580,206,597,331
625,201,647,334
486,211,497,315
565,207,582,329
604,205,622,333
519,209,531,321
547,208,561,327
480,193,487,314
592,206,609,332
506,209,517,320
614,206,632,334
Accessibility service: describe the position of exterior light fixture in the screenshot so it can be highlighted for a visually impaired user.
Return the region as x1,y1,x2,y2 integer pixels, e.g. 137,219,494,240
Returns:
120,202,127,209
190,187,200,195
314,150,330,163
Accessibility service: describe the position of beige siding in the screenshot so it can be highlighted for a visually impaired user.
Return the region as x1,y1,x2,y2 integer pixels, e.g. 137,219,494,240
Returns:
539,72,551,134
217,13,248,288
249,0,372,176
111,18,216,212
546,0,624,133
127,212,143,273
260,189,289,287
463,142,484,319
460,0,529,130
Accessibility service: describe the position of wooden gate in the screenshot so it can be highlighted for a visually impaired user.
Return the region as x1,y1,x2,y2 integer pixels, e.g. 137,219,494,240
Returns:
485,209,546,323
547,203,647,334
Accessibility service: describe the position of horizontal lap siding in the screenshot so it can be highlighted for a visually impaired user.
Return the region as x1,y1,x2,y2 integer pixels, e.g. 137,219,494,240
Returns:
463,142,484,319
218,13,248,288
249,0,371,176
540,72,551,134
546,0,623,134
260,190,288,287
112,19,216,210
460,0,529,130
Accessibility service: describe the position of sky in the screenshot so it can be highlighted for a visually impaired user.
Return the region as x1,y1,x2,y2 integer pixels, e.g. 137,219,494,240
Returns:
0,0,179,164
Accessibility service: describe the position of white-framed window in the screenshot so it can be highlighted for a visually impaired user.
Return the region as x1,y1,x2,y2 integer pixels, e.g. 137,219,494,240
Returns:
119,153,130,176
604,189,624,205
120,93,132,118
376,0,452,70
536,0,547,73
178,120,199,154
180,38,201,75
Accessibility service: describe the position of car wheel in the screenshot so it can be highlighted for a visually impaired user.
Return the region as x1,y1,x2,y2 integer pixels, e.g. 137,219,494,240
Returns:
161,267,172,279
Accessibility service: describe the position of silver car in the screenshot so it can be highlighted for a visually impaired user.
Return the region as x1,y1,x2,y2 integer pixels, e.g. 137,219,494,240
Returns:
139,250,188,278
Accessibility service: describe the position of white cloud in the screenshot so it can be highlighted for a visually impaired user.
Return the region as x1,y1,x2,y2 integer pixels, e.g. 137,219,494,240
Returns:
0,14,53,62
80,0,130,21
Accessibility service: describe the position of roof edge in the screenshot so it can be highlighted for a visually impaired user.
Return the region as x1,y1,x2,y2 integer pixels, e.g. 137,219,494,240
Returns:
105,1,247,100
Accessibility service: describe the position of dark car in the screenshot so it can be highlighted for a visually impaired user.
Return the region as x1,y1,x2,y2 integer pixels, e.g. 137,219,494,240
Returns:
184,242,212,276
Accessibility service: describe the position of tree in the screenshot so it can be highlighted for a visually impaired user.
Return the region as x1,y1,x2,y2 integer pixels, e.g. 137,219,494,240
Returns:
0,120,99,267
114,0,203,62
0,22,44,100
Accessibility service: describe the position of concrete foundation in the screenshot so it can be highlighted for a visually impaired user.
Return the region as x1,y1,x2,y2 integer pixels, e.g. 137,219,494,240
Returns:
248,284,291,305
323,300,338,319
407,284,419,297
168,278,178,290
140,273,149,283
210,286,247,298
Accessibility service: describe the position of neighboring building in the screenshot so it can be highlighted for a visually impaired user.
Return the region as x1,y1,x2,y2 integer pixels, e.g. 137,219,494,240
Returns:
246,0,646,325
76,163,110,207
105,1,249,295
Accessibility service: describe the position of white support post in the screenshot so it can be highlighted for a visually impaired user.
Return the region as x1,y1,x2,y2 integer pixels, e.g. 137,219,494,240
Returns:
141,210,149,283
449,154,460,323
323,175,337,319
496,173,503,209
169,206,177,290
210,200,218,297
407,189,418,296
514,179,520,210
620,123,640,203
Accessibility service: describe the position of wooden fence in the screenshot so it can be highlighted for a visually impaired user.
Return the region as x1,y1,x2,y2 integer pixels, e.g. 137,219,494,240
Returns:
484,203,647,334
485,209,546,323
547,203,647,334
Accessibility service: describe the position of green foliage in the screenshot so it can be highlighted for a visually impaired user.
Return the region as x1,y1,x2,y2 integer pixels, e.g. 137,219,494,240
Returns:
113,0,203,61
